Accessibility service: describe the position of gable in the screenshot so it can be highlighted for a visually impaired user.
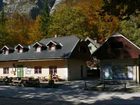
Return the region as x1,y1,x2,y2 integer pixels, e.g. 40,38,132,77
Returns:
70,41,91,60
93,34,140,59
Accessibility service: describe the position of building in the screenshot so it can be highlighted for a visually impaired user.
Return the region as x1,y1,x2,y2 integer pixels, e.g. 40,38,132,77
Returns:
0,35,91,80
93,33,140,83
85,37,100,55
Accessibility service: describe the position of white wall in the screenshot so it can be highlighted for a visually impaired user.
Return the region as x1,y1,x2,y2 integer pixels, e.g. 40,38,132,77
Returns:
0,67,17,78
23,67,68,80
0,60,69,80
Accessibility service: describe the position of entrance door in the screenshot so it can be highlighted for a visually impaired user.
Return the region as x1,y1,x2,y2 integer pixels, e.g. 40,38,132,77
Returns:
17,65,24,77
49,66,57,80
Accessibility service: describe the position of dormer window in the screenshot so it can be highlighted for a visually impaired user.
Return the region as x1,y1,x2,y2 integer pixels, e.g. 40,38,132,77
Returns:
49,44,56,51
46,40,63,51
18,48,23,53
16,47,23,53
3,49,9,55
1,45,14,55
36,46,41,52
15,44,29,53
33,42,46,53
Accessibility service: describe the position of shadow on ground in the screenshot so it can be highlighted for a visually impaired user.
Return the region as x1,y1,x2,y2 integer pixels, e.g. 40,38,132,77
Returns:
0,96,140,105
0,80,139,105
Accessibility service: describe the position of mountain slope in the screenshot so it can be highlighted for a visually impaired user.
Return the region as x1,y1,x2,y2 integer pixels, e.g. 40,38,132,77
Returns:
0,0,62,19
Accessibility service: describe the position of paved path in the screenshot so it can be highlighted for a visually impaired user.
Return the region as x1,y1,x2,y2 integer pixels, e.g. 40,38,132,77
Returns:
0,81,140,105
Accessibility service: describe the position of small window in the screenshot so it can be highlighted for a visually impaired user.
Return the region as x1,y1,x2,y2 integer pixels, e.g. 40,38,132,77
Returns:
17,48,23,53
35,46,41,52
34,66,42,74
111,42,123,49
88,46,92,50
3,67,9,74
3,50,9,55
49,44,56,51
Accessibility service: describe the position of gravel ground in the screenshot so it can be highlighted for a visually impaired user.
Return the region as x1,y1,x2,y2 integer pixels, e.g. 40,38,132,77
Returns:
0,80,140,105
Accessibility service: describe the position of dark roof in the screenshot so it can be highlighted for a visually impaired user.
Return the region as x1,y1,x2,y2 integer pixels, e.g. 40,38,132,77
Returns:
0,35,80,61
1,45,14,51
33,42,46,47
15,44,29,49
93,34,140,59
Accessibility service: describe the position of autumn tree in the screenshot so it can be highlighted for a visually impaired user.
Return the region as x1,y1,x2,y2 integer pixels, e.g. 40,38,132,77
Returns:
5,13,30,45
47,5,87,38
28,15,43,43
48,0,119,42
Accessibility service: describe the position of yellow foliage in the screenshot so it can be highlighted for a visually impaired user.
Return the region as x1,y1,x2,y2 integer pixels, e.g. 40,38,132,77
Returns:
5,12,43,46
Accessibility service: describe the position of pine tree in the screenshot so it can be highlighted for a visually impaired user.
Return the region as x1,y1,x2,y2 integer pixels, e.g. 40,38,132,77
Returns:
40,0,50,37
0,8,8,47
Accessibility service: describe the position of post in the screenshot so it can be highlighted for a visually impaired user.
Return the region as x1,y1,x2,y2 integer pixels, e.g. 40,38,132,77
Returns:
138,55,140,84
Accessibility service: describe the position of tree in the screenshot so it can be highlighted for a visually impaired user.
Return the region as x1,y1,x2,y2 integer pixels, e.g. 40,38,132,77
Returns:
39,0,50,37
102,0,140,20
47,5,87,38
0,8,8,47
119,14,140,46
28,15,43,44
5,12,39,46
56,0,119,43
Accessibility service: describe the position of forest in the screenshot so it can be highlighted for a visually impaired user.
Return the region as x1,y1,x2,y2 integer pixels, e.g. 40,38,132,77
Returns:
0,0,139,47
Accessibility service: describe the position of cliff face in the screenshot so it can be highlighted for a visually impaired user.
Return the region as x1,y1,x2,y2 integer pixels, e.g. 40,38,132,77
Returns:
0,0,62,19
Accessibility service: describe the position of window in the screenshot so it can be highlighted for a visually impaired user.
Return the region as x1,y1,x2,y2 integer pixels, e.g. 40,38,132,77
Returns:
48,44,56,51
34,66,42,74
35,46,41,52
111,42,123,49
49,66,57,75
3,67,9,74
3,50,9,55
17,48,23,53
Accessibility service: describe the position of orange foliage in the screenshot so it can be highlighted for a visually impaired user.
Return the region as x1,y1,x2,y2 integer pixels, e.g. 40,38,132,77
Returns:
28,16,43,44
5,13,43,46
71,0,119,42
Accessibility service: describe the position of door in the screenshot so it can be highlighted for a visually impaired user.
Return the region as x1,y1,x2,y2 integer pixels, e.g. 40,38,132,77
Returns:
49,66,57,80
17,65,24,77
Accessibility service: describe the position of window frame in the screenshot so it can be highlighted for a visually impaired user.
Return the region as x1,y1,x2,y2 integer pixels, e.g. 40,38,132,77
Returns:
34,66,42,74
3,67,9,74
3,50,9,55
35,46,41,53
49,66,57,75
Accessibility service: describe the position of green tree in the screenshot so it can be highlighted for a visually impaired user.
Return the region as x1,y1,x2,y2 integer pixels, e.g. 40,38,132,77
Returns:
0,9,9,47
103,0,140,20
49,0,119,43
119,14,140,46
47,6,87,38
40,0,50,37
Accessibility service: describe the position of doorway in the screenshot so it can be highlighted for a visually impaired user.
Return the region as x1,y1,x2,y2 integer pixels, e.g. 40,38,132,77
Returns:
17,65,24,77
